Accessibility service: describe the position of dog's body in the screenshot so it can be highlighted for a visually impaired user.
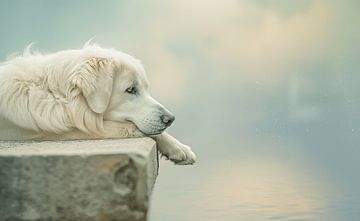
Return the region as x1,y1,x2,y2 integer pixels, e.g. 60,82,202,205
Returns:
0,44,195,165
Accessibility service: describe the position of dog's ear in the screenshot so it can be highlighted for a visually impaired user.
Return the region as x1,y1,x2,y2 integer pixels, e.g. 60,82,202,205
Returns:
70,57,115,114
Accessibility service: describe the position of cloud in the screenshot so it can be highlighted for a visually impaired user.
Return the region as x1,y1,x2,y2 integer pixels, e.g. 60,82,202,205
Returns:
155,0,332,82
130,0,333,93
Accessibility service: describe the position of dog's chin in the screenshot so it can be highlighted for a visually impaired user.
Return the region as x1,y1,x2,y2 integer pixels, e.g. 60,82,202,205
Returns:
136,125,166,136
142,130,163,136
123,119,166,136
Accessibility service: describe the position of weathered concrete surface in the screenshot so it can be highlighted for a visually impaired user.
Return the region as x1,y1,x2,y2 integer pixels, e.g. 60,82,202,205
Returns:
0,138,158,221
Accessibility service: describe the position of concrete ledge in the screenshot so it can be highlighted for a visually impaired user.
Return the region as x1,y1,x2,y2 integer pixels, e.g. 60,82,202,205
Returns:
0,138,158,221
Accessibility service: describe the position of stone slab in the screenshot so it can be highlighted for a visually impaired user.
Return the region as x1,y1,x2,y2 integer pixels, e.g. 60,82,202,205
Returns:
0,138,158,221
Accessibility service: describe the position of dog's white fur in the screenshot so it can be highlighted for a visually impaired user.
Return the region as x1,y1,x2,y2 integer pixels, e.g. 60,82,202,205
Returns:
0,43,195,165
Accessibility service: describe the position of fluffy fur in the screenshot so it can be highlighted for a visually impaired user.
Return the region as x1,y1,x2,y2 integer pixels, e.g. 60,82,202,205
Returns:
0,43,195,165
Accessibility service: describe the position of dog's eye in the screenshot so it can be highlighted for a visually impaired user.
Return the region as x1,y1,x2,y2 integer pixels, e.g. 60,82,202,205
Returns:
125,86,137,94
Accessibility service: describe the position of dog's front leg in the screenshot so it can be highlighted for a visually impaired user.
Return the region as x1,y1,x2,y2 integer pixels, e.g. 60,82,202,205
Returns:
152,132,196,165
103,122,196,165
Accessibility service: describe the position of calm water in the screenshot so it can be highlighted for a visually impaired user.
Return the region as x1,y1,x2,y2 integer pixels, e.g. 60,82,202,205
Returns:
149,108,360,221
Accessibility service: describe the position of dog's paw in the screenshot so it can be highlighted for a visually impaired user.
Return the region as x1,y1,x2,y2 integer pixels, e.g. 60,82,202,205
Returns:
175,143,196,165
163,143,196,165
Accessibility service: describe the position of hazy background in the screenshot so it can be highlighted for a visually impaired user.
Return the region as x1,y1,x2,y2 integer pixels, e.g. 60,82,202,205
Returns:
0,0,359,220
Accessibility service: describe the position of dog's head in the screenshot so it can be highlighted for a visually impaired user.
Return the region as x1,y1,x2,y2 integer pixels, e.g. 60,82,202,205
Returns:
68,45,174,136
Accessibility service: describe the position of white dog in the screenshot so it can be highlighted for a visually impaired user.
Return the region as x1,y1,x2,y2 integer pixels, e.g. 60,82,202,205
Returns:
0,43,196,165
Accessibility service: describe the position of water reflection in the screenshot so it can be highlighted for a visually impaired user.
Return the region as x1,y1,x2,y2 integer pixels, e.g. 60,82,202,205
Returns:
150,135,343,221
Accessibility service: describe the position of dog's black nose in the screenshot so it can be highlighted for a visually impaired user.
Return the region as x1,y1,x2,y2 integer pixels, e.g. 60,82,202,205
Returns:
160,114,175,127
